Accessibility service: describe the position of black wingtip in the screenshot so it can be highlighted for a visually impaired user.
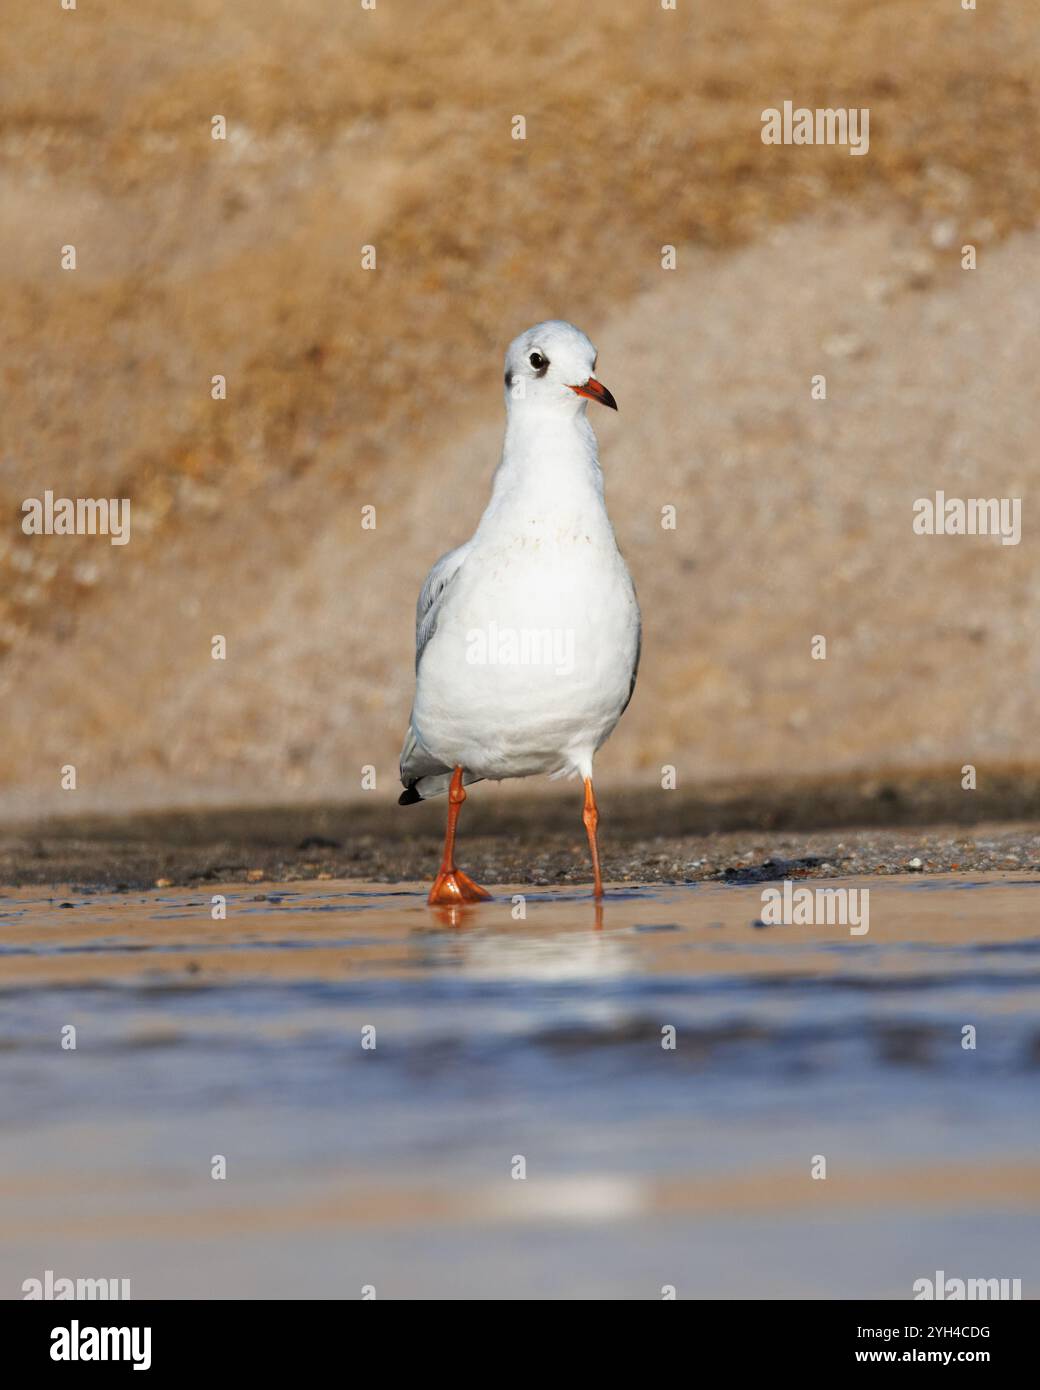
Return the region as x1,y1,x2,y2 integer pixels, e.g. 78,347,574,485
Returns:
398,784,423,806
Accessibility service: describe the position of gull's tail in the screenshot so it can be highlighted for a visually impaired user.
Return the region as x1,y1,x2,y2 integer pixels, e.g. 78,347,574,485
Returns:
398,723,483,804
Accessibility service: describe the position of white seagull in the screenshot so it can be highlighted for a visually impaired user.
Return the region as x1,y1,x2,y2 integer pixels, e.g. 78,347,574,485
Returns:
399,320,641,904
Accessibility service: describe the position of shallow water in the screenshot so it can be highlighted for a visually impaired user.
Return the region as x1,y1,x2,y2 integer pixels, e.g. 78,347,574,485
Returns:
2,874,1039,1299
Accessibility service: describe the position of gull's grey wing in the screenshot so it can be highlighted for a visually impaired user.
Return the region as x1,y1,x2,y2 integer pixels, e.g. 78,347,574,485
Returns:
398,722,452,799
414,540,473,672
399,541,481,803
619,612,641,718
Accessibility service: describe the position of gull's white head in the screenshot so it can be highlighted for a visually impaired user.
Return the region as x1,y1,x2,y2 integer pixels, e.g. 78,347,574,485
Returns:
503,319,617,417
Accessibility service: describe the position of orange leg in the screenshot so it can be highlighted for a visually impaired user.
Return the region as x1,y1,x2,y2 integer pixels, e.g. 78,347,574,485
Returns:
582,777,604,899
428,766,491,906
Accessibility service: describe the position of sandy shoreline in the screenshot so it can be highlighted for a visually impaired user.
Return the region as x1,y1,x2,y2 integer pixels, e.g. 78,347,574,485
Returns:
3,772,1039,890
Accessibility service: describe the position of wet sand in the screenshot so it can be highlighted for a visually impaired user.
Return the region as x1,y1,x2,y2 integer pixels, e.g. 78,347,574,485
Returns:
3,874,1039,1298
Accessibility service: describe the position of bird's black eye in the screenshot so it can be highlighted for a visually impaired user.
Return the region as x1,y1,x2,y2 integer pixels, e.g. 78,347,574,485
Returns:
529,351,548,373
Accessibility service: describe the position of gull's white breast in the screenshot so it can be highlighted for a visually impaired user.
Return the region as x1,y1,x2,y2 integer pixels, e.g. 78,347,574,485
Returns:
413,515,639,781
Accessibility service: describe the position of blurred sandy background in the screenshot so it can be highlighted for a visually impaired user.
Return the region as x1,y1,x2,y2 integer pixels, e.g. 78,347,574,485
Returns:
1,0,1038,821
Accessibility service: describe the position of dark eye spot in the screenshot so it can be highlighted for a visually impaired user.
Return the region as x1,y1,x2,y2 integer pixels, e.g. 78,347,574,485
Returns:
529,351,548,375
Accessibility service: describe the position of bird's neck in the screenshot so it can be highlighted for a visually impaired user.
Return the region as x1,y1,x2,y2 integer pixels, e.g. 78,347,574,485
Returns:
482,409,605,530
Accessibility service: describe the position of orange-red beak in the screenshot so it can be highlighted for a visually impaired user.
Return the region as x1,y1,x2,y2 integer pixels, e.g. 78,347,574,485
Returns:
569,376,618,411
